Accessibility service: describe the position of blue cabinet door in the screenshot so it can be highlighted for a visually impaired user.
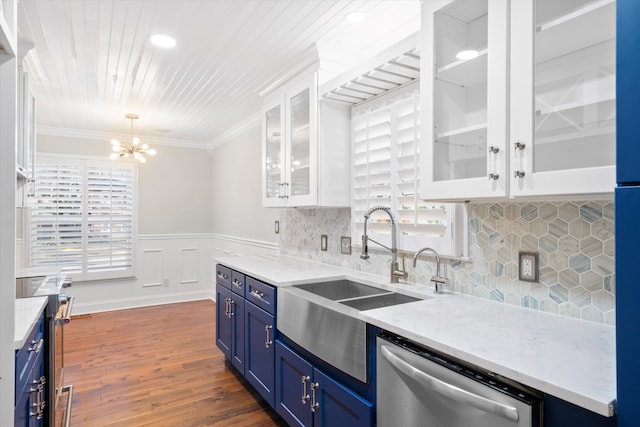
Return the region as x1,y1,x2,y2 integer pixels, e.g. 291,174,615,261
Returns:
313,368,374,427
245,301,276,407
230,295,245,374
215,283,232,359
275,341,313,427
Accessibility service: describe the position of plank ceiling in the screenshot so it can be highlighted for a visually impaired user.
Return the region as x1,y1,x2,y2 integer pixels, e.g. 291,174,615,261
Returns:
17,0,419,148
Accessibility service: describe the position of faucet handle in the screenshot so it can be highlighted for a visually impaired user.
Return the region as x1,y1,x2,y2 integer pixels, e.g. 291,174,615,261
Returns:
431,275,446,293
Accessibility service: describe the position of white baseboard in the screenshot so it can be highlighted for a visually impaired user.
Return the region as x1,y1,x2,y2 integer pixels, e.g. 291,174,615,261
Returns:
71,290,215,315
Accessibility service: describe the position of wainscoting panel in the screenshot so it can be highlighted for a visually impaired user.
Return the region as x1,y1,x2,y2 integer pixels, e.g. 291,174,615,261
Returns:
142,249,164,287
180,248,199,284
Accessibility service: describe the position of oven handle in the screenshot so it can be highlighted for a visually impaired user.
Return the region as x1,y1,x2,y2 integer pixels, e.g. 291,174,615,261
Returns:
61,384,74,427
380,345,520,423
55,296,75,325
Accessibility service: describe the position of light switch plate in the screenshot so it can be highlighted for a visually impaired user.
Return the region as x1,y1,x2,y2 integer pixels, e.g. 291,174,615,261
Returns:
519,251,539,282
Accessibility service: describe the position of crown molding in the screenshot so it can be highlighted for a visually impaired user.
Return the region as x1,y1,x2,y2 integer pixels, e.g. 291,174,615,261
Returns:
37,125,209,150
207,112,262,151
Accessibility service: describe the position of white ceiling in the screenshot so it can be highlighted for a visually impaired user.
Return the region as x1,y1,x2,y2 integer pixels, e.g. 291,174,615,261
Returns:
17,0,419,148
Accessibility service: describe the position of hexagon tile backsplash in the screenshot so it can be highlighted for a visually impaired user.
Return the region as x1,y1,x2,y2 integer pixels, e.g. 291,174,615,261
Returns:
279,200,615,325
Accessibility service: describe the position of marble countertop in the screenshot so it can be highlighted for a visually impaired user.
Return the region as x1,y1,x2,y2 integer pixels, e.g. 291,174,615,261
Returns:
15,297,47,350
215,255,616,417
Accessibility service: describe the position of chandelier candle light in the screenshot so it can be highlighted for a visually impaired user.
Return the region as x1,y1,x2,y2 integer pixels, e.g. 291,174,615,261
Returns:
110,113,157,163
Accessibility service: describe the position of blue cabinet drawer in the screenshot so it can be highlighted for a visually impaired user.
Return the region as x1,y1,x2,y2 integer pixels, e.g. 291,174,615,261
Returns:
231,271,245,296
216,264,232,289
246,276,276,315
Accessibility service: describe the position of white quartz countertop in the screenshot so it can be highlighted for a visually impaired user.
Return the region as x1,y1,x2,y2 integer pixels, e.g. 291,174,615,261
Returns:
214,255,616,417
15,297,47,350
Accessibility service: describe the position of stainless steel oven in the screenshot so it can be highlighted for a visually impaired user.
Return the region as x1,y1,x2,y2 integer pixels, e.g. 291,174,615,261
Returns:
16,274,74,427
377,333,542,427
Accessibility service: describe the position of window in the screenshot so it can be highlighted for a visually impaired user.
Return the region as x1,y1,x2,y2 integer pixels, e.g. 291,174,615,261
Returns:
30,156,136,281
351,84,467,257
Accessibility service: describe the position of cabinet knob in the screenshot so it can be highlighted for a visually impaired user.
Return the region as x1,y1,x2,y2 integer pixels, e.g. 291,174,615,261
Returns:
514,141,526,150
488,146,500,154
514,170,526,178
488,173,500,181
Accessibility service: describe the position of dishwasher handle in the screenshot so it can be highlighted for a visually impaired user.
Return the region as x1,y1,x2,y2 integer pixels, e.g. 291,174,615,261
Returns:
381,345,520,423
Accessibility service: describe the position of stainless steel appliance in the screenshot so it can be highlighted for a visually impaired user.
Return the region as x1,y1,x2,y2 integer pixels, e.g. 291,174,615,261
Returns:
16,274,74,427
377,333,542,427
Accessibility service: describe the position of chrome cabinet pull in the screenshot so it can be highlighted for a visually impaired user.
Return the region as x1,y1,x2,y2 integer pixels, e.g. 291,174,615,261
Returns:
264,324,273,349
488,146,500,154
250,289,265,301
224,298,230,318
229,299,235,317
310,382,320,412
217,272,229,280
29,376,46,419
232,279,243,289
514,170,526,178
488,173,499,181
28,338,44,354
514,141,526,150
301,375,310,404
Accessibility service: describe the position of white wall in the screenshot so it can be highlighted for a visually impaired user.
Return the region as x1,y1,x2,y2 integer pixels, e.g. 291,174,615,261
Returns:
34,133,215,313
210,123,280,255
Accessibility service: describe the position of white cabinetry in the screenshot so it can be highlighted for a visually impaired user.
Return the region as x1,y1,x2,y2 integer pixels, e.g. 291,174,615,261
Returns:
262,69,350,208
420,0,615,201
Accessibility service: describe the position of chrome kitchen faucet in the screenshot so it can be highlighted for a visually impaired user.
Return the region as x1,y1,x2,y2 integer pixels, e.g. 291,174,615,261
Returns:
361,206,408,283
413,247,447,293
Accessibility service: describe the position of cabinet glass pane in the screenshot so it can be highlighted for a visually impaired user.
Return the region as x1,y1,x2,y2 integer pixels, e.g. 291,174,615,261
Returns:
533,0,616,173
289,88,310,197
433,0,488,182
265,105,282,199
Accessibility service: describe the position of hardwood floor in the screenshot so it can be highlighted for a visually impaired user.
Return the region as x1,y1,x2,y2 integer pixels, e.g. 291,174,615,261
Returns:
63,300,287,426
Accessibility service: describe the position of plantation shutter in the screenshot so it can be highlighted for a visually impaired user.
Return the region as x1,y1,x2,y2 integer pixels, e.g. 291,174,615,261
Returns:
31,163,84,273
86,165,134,278
31,157,136,281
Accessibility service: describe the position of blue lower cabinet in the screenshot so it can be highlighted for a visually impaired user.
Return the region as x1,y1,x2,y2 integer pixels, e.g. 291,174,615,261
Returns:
230,296,245,373
276,340,374,427
276,341,314,427
15,313,46,427
245,301,276,407
215,284,232,359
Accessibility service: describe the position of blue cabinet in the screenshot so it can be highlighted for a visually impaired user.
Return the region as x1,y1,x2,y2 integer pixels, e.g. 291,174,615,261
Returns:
215,280,245,374
245,299,276,407
216,264,277,408
275,341,374,427
15,312,46,427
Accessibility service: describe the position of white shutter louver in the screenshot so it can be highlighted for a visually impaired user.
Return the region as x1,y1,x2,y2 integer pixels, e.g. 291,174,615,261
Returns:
31,157,136,281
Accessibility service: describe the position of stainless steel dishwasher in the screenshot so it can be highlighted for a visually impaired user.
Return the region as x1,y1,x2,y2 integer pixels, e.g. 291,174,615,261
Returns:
377,333,542,427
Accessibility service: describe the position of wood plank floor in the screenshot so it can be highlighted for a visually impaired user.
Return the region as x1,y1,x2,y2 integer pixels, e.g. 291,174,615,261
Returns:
63,300,288,426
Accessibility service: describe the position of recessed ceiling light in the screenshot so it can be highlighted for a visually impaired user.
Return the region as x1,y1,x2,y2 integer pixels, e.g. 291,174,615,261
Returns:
345,11,365,24
150,34,176,48
456,49,479,61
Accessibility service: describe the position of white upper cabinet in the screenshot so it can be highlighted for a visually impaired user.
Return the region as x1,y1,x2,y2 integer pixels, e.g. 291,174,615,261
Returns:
510,0,616,197
261,69,350,208
420,0,509,201
420,0,615,201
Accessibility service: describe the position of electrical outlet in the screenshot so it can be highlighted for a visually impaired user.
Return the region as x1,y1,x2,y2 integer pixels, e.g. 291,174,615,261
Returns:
518,252,539,282
275,220,280,234
320,234,328,251
163,279,170,287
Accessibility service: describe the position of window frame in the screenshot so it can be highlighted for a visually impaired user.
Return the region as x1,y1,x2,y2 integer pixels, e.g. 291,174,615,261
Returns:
29,153,138,282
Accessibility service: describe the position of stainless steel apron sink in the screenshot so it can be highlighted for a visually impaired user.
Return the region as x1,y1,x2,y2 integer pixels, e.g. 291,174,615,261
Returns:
278,280,425,383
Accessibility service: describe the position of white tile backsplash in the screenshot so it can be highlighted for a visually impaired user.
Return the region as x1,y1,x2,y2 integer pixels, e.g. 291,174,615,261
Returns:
279,200,615,325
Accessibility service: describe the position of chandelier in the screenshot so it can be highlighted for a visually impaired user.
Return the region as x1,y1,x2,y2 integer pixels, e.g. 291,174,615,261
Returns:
110,113,157,163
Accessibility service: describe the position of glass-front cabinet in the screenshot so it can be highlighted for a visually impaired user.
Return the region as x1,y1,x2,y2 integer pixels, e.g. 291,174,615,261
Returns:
420,0,508,200
510,0,616,197
420,0,615,201
261,69,350,208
